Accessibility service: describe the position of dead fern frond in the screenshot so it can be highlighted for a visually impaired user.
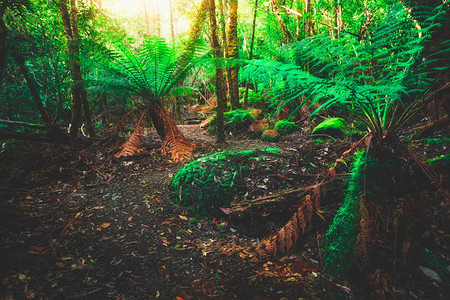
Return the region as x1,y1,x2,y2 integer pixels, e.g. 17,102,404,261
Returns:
356,194,371,267
160,110,195,161
256,190,322,259
114,110,147,158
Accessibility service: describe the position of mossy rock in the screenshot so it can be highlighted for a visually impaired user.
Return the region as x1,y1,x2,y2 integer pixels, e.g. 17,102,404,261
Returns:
171,148,281,216
261,129,280,142
274,120,300,136
312,117,346,137
248,119,269,133
249,109,263,119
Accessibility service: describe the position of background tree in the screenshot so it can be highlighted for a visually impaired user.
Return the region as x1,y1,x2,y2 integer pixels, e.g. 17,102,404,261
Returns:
208,0,226,144
226,0,239,109
58,0,94,137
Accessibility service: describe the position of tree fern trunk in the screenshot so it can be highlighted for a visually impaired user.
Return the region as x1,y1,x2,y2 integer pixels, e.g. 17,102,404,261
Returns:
148,99,195,161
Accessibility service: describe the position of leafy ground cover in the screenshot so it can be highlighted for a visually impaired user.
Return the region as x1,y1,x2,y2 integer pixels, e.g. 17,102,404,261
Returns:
0,124,448,299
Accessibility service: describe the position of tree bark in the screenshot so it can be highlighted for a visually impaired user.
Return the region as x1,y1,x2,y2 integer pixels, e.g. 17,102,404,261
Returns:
0,16,7,86
335,1,343,37
226,0,239,109
12,52,51,125
270,0,293,43
208,0,226,144
59,0,95,137
243,0,259,106
304,0,312,37
169,0,175,41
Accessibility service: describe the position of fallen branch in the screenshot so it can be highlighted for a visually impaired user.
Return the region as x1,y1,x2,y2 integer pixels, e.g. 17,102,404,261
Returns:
231,185,316,215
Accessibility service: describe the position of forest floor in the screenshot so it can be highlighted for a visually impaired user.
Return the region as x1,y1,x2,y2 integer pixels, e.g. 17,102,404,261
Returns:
0,124,448,299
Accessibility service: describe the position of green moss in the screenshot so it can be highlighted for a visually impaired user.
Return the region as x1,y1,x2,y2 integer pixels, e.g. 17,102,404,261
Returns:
274,120,300,136
312,117,346,137
323,150,366,277
171,148,281,216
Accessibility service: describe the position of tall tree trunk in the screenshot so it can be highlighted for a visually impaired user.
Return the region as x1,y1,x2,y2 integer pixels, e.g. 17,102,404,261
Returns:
12,52,51,125
226,0,239,109
208,0,226,144
59,0,95,137
335,1,343,37
218,0,229,100
243,0,259,105
270,0,292,43
0,16,7,86
169,0,175,41
304,0,312,37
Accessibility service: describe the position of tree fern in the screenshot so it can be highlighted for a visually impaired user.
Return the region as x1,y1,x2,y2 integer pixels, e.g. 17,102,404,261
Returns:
241,3,449,139
113,36,207,105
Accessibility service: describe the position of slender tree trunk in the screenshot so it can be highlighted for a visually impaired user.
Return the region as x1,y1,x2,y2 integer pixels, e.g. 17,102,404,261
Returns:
218,0,229,100
156,0,161,37
335,1,343,37
169,0,175,41
0,15,7,87
304,0,312,37
226,0,239,109
243,0,259,105
59,0,95,137
12,52,51,125
270,0,292,43
208,0,226,144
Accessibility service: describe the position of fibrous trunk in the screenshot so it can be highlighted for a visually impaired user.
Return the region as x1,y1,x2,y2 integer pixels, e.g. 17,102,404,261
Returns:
149,101,195,161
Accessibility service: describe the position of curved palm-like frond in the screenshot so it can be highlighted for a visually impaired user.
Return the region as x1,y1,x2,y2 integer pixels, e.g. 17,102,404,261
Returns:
114,36,206,104
241,3,449,138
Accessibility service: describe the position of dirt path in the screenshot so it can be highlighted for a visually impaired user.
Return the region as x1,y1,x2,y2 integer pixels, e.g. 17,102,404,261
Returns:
0,126,357,299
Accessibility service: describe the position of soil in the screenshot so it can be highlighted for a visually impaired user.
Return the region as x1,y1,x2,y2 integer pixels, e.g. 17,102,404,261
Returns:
0,124,448,299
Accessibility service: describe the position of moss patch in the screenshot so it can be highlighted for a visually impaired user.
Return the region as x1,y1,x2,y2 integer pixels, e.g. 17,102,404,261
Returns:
323,150,366,277
171,148,281,216
274,120,300,136
312,118,346,137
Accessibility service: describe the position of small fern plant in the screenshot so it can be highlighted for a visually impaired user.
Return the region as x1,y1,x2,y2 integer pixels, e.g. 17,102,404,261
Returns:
241,3,449,145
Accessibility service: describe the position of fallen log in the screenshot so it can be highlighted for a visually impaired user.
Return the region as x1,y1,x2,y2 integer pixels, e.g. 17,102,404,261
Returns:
0,129,86,144
231,185,318,215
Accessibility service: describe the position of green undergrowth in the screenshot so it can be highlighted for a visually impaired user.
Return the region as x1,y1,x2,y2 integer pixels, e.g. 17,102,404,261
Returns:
425,153,450,170
171,148,281,216
418,137,450,147
312,117,346,137
274,120,300,136
209,109,257,135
